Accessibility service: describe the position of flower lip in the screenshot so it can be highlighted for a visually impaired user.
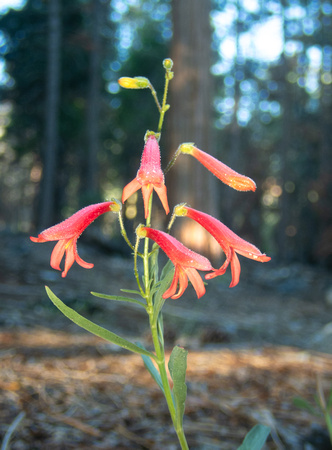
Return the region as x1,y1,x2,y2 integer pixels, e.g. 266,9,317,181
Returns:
30,201,117,277
138,226,213,299
174,205,271,288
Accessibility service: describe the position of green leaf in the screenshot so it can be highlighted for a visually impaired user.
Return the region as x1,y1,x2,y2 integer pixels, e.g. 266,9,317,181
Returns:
157,314,164,347
152,260,174,323
136,343,164,394
91,292,146,308
46,286,155,359
168,345,188,429
120,289,143,296
327,384,332,410
149,243,159,283
238,424,271,450
293,397,318,415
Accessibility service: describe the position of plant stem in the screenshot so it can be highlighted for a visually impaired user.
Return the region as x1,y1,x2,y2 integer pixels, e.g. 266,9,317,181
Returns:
148,82,162,112
148,311,189,449
157,69,172,133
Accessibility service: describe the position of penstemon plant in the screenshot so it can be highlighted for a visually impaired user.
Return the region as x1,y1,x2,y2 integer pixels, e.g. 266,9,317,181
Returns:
30,59,272,449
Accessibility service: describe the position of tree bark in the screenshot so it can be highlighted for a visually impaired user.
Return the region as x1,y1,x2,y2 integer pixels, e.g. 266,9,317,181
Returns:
39,0,61,228
167,0,219,258
85,0,103,201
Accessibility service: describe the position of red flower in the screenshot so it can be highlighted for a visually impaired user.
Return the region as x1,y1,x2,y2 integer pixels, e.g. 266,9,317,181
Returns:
30,201,120,277
174,205,271,288
122,135,169,218
136,226,213,299
180,143,256,192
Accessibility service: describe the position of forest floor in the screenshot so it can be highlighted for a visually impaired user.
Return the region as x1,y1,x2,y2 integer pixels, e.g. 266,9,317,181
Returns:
0,231,332,449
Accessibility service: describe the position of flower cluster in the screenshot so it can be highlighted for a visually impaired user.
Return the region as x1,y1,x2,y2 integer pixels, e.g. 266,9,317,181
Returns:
31,134,270,297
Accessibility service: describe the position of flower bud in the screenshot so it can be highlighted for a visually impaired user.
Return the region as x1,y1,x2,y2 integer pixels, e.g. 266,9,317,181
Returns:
163,58,173,70
174,204,188,217
136,224,147,238
118,77,149,89
110,198,122,213
179,143,195,154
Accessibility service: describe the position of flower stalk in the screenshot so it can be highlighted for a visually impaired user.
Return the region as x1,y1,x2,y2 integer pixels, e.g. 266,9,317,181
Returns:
31,58,271,449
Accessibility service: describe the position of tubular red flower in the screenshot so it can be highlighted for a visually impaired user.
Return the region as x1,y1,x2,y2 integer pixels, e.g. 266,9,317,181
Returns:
30,201,120,277
180,143,256,192
174,205,271,288
136,226,213,299
122,135,169,218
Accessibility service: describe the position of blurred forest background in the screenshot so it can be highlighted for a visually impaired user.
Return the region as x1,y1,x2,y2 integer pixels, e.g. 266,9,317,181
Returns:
0,0,332,268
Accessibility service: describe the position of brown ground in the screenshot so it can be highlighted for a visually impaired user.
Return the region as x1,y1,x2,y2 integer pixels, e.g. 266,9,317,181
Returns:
0,232,331,449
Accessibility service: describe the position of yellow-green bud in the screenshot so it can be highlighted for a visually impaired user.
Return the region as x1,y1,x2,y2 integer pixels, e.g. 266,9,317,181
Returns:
163,58,173,70
180,143,195,154
136,224,147,238
174,203,188,217
110,198,122,213
118,77,149,89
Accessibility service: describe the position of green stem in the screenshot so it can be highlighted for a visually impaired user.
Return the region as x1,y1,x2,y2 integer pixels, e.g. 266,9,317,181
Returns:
167,210,177,232
141,193,188,448
117,211,135,252
148,82,162,112
165,144,182,175
157,70,172,133
148,312,189,449
133,235,146,298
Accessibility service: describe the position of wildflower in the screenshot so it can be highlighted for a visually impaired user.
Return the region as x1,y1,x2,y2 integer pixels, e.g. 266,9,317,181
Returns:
174,205,271,288
118,77,149,89
30,201,121,278
180,143,256,192
136,226,213,299
122,135,169,219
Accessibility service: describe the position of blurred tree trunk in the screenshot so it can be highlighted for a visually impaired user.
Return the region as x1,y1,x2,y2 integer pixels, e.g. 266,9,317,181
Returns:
84,0,103,202
39,0,61,228
224,0,242,227
277,55,293,263
167,0,219,258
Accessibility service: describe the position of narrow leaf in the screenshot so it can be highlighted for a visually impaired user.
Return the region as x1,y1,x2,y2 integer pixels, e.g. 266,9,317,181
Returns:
121,289,143,295
91,292,146,308
327,385,332,410
149,243,159,283
136,343,164,393
152,261,174,322
293,397,318,415
168,345,188,429
238,424,270,450
46,286,155,359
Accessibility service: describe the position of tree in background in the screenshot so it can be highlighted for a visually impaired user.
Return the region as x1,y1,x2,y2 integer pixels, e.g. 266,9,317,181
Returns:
39,0,61,228
0,0,331,267
167,0,220,258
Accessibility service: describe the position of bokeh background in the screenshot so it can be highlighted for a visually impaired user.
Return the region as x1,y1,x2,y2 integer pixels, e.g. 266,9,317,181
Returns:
1,0,331,268
0,1,332,448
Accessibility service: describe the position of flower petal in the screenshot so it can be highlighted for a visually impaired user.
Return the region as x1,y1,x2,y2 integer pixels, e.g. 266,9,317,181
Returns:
170,267,188,299
154,184,170,216
141,183,154,218
229,250,241,288
186,267,206,299
122,178,141,204
50,239,68,272
163,265,180,299
62,241,76,278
